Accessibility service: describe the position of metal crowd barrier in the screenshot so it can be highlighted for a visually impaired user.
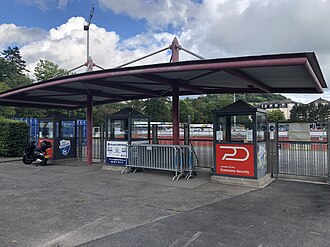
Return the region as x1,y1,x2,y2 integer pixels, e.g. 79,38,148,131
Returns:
125,144,196,180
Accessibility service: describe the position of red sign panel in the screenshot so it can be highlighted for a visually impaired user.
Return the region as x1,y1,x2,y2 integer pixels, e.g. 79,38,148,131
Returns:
215,143,254,177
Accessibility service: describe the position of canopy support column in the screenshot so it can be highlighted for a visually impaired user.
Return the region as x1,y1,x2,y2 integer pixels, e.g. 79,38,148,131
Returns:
86,93,93,165
172,86,180,145
171,37,180,145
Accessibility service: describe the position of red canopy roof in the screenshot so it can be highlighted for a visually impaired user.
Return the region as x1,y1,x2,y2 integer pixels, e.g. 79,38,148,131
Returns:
0,52,326,109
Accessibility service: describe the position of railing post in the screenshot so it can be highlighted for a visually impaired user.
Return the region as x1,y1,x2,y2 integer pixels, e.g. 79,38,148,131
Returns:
184,123,190,145
152,124,159,144
100,124,105,163
78,125,83,160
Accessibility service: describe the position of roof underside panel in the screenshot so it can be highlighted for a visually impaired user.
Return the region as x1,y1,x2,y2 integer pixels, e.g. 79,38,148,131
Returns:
0,52,326,109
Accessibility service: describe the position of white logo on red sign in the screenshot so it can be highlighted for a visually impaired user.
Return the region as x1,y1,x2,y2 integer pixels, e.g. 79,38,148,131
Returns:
219,146,250,162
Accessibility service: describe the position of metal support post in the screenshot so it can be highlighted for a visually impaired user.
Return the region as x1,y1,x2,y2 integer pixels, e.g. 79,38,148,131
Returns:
100,124,105,163
172,86,180,145
152,124,159,144
171,37,180,145
86,93,93,165
184,123,190,145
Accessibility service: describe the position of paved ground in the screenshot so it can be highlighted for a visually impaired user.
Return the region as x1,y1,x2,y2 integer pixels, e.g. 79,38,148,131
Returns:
0,160,329,247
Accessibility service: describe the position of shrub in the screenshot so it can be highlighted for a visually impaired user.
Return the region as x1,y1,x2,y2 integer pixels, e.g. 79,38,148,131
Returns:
0,118,29,157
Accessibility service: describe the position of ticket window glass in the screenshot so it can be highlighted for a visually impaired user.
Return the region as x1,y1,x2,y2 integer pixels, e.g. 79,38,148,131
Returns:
216,116,227,142
109,119,128,140
256,113,267,142
131,118,149,140
230,115,254,143
39,121,54,139
61,121,75,138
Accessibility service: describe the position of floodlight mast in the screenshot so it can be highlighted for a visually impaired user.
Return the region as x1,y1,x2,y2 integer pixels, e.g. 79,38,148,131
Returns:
84,4,95,62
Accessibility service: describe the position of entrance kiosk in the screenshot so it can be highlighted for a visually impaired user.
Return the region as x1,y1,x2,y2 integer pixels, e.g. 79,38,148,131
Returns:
212,100,271,186
105,108,150,166
38,113,77,160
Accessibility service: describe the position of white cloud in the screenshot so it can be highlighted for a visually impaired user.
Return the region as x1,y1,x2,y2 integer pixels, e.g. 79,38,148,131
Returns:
0,24,47,48
17,0,69,10
0,17,173,78
98,0,201,29
3,0,330,103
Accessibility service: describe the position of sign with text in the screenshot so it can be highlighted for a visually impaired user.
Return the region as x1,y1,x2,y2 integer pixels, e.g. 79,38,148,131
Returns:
215,143,254,177
106,141,128,166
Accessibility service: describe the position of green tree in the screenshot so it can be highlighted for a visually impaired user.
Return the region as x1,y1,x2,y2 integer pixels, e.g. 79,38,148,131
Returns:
0,47,32,89
1,46,27,73
180,98,195,123
34,59,68,81
267,109,285,122
290,105,309,122
93,103,122,126
144,97,171,121
290,104,330,126
191,94,233,123
125,99,145,113
0,82,15,117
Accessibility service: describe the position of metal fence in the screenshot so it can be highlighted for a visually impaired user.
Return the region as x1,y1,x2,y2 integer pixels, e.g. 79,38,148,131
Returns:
126,144,195,180
276,121,330,180
77,124,214,168
156,124,213,168
74,121,330,182
278,141,328,178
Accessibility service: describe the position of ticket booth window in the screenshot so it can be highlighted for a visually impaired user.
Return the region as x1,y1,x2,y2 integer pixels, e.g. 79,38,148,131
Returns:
132,118,149,139
216,116,227,141
256,113,267,142
39,121,53,139
230,115,253,143
61,121,75,138
109,119,128,139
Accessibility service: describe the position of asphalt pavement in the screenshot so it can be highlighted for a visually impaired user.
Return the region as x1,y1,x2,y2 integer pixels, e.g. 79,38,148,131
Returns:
0,160,329,247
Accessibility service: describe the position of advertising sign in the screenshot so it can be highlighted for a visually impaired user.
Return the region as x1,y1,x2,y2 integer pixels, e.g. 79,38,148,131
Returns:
59,139,71,156
106,141,128,165
215,143,254,177
257,143,267,170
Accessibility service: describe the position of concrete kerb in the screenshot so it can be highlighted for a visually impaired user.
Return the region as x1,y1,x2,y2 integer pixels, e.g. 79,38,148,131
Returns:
0,157,21,163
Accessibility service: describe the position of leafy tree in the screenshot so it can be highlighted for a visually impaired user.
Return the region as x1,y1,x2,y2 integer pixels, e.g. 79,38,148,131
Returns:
267,109,285,122
34,59,68,81
93,103,122,126
290,104,309,122
180,98,194,123
0,57,12,81
144,97,171,122
191,94,233,123
0,47,32,88
290,104,330,127
125,99,145,113
0,82,15,117
1,46,27,73
2,73,32,89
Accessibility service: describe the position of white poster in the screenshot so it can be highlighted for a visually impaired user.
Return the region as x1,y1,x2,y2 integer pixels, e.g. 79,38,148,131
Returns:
106,141,128,158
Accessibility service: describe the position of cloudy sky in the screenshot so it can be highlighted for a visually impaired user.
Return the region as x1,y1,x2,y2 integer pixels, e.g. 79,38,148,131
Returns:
1,0,330,103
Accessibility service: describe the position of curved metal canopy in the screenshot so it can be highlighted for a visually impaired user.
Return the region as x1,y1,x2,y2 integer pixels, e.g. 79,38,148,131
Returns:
0,52,326,110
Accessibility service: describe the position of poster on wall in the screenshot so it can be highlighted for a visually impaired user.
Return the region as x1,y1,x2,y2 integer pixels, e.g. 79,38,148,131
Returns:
215,143,254,177
106,141,128,165
257,143,267,170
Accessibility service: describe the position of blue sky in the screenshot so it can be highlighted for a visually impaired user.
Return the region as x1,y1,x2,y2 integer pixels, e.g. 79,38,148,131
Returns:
1,0,147,39
1,0,330,103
